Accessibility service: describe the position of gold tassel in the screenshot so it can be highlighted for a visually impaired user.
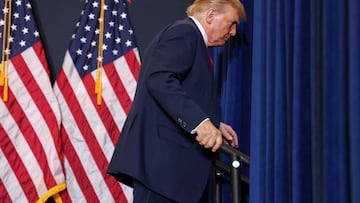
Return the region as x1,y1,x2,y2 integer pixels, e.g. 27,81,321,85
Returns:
95,67,102,105
96,79,102,105
0,61,4,86
95,0,105,105
1,0,12,102
95,67,101,93
3,76,8,102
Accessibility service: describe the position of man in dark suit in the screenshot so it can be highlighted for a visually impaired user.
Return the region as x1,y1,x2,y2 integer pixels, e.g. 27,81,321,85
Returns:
107,0,247,202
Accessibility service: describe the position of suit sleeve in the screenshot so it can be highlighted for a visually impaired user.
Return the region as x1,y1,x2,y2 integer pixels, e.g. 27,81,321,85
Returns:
144,23,211,133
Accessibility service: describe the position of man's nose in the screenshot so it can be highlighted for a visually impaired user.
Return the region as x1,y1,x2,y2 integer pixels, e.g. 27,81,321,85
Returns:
230,25,237,36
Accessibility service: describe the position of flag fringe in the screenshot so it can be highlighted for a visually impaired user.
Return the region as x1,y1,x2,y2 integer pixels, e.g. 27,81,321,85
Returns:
36,182,67,203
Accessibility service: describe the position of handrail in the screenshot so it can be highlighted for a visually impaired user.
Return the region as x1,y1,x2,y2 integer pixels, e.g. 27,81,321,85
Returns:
214,159,249,184
218,144,250,167
213,143,250,203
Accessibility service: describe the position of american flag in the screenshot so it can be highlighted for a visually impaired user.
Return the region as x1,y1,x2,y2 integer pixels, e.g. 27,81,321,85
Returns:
0,0,66,202
53,0,140,202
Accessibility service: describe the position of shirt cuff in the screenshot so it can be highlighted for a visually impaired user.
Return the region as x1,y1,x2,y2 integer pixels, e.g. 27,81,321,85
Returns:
190,118,210,134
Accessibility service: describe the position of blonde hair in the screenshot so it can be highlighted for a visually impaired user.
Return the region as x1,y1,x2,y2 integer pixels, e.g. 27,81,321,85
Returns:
186,0,247,21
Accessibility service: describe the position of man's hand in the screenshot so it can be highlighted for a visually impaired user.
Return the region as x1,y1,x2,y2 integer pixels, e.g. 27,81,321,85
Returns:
195,120,223,152
219,122,238,148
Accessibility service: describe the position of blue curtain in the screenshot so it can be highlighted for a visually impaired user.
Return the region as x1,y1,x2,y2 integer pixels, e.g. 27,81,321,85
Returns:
213,0,360,202
212,0,252,201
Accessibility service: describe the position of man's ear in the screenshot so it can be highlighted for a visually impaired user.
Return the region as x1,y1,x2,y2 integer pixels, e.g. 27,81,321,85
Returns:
205,8,216,24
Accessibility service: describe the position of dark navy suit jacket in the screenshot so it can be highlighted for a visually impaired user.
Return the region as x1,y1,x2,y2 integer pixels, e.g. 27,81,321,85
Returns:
107,17,221,203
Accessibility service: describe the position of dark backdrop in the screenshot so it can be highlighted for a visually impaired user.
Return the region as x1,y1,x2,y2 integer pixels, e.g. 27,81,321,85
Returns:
29,1,360,203
31,0,193,82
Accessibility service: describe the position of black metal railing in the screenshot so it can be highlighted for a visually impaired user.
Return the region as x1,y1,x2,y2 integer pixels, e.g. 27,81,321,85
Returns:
213,143,250,203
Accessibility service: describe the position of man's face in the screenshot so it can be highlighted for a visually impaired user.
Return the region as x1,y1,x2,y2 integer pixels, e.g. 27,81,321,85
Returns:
207,5,239,47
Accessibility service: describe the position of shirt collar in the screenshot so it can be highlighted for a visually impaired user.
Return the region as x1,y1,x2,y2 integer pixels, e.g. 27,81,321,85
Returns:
189,16,208,47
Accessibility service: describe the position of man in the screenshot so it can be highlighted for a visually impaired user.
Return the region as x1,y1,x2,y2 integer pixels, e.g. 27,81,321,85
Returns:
107,0,247,202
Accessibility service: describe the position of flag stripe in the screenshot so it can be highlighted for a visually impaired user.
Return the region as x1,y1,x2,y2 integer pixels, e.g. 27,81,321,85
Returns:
0,177,13,202
0,89,55,196
11,46,62,161
96,68,125,144
62,159,89,201
0,125,38,202
115,50,139,101
7,53,61,187
23,42,61,138
57,54,117,160
104,61,132,122
55,65,128,202
0,150,28,202
82,72,121,145
32,42,51,76
124,48,140,81
61,128,100,202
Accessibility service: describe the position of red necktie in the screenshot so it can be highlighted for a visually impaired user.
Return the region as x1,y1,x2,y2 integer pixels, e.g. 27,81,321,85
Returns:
208,48,214,71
